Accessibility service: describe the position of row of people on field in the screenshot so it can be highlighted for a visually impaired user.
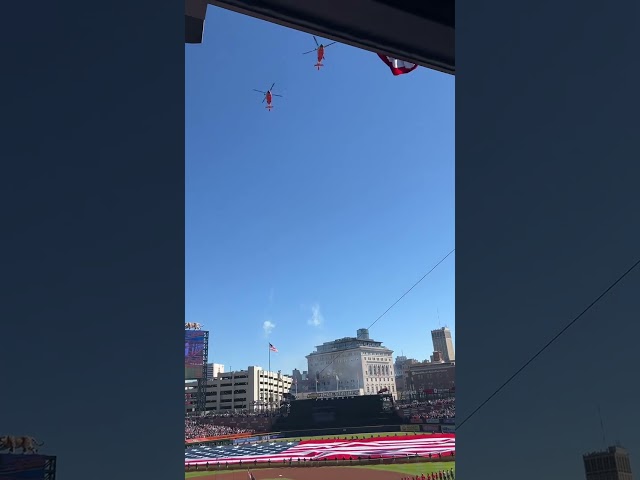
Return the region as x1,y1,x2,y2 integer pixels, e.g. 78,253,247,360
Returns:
401,469,455,480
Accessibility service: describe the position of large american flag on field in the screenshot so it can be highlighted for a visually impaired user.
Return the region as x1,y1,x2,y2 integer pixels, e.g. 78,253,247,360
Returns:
185,434,455,465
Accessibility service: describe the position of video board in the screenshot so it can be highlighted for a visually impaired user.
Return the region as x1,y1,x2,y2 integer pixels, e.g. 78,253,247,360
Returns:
185,330,207,379
0,454,49,479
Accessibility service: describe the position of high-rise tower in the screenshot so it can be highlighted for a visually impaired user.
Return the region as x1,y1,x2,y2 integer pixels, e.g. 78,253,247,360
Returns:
583,446,633,480
431,327,455,362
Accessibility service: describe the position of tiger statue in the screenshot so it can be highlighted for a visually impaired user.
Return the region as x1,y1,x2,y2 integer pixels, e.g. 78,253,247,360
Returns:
0,435,44,454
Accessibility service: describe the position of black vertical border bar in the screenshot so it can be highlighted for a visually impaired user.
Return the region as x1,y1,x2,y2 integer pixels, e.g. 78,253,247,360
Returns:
456,0,640,478
1,0,185,479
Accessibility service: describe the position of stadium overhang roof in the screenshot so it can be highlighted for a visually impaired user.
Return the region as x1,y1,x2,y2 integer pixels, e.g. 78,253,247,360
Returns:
185,0,455,75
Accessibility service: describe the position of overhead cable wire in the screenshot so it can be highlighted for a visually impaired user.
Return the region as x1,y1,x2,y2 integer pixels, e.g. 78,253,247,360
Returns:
457,257,640,430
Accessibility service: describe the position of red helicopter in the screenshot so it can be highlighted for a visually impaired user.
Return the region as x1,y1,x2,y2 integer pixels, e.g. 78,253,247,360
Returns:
253,83,283,111
302,36,337,70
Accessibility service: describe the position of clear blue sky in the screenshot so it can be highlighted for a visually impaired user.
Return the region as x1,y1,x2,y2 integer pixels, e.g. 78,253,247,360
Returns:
185,7,455,376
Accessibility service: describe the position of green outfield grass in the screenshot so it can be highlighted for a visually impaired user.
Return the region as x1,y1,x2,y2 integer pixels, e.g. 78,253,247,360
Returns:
185,461,454,478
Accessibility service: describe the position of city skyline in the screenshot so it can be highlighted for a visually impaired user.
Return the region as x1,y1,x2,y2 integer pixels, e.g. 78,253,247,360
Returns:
198,323,456,376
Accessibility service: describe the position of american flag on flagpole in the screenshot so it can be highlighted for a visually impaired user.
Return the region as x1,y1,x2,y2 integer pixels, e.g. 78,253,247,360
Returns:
269,343,278,353
377,54,419,75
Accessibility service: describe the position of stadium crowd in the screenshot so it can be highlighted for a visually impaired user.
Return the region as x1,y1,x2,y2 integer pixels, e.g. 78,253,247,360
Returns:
185,418,255,440
201,411,272,418
396,398,455,421
396,398,455,410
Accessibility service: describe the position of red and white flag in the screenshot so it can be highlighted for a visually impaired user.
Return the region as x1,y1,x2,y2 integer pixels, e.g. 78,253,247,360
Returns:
185,434,456,465
247,470,256,480
269,343,278,353
377,54,418,76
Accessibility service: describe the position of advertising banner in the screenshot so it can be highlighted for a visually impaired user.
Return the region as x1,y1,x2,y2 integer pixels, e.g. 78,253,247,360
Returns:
442,419,456,425
421,424,441,433
233,436,259,445
400,424,421,432
425,419,440,424
296,389,363,400
441,425,455,433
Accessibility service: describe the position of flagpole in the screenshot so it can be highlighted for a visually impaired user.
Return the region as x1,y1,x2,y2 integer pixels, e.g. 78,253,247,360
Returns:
268,343,271,416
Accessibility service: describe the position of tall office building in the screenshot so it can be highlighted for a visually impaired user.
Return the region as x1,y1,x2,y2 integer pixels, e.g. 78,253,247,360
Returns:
431,327,455,362
306,328,396,397
187,365,293,414
393,356,419,393
206,363,225,379
394,356,419,377
292,369,303,384
583,446,633,480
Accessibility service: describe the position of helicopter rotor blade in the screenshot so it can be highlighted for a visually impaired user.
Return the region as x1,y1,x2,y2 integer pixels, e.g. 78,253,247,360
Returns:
313,36,319,46
270,83,276,92
253,89,266,94
302,49,316,55
324,42,337,48
262,96,266,103
272,94,283,97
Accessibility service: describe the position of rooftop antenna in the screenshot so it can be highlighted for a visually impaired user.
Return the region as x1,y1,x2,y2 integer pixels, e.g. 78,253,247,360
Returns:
597,404,607,448
437,308,441,327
